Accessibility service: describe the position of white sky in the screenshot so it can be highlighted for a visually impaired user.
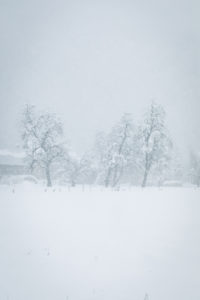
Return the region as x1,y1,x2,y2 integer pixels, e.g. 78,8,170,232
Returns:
0,0,199,154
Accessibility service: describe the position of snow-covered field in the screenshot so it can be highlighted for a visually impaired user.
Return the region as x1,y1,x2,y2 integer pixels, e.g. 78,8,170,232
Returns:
0,185,199,300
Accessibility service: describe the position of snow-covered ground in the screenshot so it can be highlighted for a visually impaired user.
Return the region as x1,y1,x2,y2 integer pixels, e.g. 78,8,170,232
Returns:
0,185,199,300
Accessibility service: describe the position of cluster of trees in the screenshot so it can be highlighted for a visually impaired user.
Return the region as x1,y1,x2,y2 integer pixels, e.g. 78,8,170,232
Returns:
21,103,200,187
21,104,94,187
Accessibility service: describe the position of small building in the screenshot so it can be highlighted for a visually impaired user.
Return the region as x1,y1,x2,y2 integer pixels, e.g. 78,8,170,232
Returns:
0,150,26,177
0,164,26,176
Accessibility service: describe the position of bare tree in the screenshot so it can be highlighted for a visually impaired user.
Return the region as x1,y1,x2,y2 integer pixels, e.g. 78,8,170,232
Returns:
63,152,93,186
189,150,200,187
138,102,172,187
21,105,66,187
95,114,134,187
66,154,82,187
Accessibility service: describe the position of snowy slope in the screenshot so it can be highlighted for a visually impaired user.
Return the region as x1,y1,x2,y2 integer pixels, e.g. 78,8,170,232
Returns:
0,185,199,300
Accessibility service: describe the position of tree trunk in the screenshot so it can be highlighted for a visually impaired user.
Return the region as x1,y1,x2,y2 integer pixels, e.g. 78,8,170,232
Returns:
142,153,150,188
112,165,118,187
112,165,123,187
71,180,76,187
142,169,148,187
45,166,52,187
105,167,112,187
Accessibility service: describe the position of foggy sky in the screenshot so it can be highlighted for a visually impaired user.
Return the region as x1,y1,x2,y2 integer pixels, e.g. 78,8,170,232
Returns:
0,0,199,154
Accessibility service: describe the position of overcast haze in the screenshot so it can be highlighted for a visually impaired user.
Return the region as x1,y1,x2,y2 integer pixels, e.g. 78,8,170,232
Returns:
0,0,199,154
